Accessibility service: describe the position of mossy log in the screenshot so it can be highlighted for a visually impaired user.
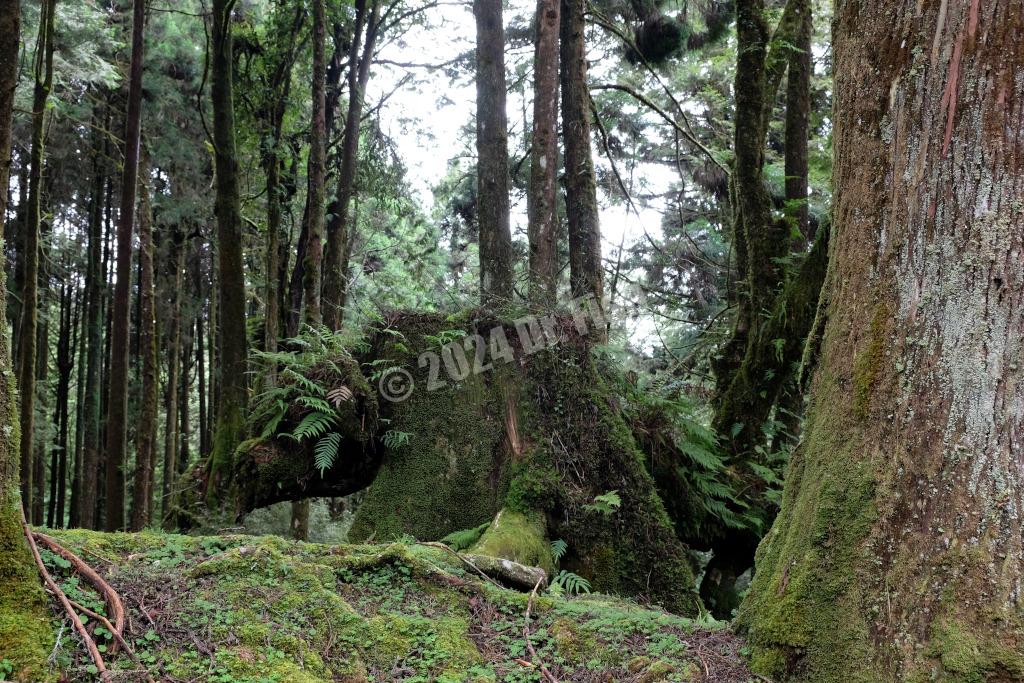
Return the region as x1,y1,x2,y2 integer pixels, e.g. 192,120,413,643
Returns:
193,310,701,615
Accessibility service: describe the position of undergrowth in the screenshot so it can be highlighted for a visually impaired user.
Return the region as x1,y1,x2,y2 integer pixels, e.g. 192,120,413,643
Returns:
31,529,755,682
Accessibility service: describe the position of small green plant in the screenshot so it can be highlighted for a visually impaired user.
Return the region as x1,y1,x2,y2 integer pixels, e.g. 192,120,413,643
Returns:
249,324,362,475
583,490,621,516
0,659,14,681
382,429,413,449
550,539,568,563
550,569,591,596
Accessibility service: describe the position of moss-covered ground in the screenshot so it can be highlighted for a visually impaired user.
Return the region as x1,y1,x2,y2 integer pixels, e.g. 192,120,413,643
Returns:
21,529,754,682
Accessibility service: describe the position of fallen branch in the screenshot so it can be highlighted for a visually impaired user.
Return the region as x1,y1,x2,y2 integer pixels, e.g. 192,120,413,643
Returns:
420,542,504,589
524,577,558,683
66,599,156,683
21,509,110,680
33,531,125,654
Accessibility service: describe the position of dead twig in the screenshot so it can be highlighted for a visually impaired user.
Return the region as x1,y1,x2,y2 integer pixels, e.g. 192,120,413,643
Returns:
21,509,110,680
523,577,558,683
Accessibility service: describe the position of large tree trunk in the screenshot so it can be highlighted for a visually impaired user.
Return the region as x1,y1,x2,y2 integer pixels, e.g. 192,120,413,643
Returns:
474,0,515,306
0,0,52,675
559,0,604,333
105,0,147,532
738,0,1024,679
18,0,56,519
131,149,158,531
527,0,560,306
208,0,250,493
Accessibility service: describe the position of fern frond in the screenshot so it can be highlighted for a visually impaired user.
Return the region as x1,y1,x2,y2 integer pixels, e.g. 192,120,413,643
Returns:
314,433,342,474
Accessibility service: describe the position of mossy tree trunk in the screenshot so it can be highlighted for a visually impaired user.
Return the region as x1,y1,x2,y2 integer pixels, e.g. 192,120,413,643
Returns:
209,0,250,494
527,0,560,306
474,0,515,306
560,0,604,333
0,0,53,674
18,0,56,521
738,0,1024,679
131,147,158,531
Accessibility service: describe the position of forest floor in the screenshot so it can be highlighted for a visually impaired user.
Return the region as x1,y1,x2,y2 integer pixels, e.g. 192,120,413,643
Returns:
23,529,757,682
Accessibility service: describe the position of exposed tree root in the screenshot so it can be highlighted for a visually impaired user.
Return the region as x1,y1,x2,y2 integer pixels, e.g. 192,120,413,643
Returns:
66,598,156,683
20,509,110,680
32,531,125,654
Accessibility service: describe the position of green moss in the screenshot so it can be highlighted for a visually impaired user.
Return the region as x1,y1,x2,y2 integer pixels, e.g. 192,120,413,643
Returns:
469,509,554,574
852,302,889,417
0,496,53,682
924,618,1024,683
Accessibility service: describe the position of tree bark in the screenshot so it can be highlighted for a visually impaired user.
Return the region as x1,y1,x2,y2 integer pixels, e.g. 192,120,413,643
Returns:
783,0,811,241
18,0,56,519
303,0,328,328
0,3,51,676
559,0,604,332
474,0,514,306
48,274,73,528
80,110,108,530
739,0,1024,679
105,0,147,531
161,235,184,525
208,0,250,493
131,148,158,531
322,0,380,329
527,0,560,306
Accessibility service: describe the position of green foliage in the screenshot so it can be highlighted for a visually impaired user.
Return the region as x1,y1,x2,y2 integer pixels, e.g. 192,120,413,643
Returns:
381,430,412,449
550,570,592,596
582,491,622,517
248,325,367,476
549,539,568,563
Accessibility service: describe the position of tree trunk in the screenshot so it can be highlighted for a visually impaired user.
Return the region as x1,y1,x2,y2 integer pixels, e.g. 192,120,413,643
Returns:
0,0,52,675
303,0,328,328
322,0,380,329
739,1,1024,679
18,0,56,519
161,235,184,525
105,0,147,532
69,274,86,527
208,0,250,493
783,0,811,242
131,148,158,531
80,110,108,530
48,274,73,528
559,0,604,332
474,0,514,306
31,293,48,525
527,0,560,306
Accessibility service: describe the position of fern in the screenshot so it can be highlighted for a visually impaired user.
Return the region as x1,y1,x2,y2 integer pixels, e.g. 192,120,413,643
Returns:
382,430,412,449
314,433,342,474
550,570,591,596
583,490,621,517
287,411,338,442
550,539,568,563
